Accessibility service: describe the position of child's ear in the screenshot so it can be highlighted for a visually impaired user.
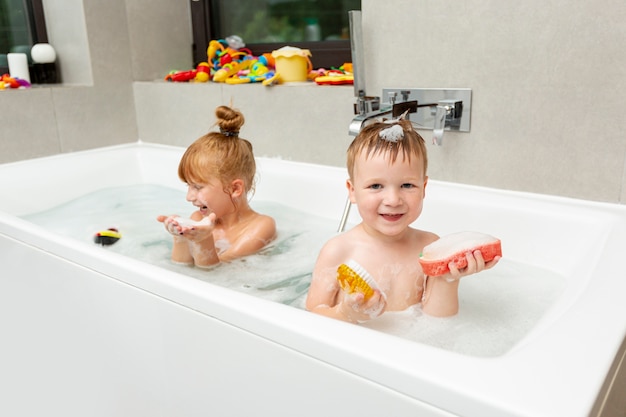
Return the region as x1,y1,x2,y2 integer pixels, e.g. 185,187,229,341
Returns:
230,179,245,198
346,178,356,203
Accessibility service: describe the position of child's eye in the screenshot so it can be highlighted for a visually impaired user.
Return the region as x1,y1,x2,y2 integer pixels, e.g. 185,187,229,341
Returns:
369,184,383,190
401,183,415,189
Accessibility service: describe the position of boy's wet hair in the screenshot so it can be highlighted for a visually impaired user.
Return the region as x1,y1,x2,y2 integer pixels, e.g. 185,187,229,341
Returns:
346,118,428,179
178,105,256,196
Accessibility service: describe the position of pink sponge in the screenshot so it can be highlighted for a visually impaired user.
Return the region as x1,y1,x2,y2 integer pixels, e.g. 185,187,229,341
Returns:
419,231,502,276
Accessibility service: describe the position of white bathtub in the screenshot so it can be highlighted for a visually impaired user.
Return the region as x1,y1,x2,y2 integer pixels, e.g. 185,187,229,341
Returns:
1,142,625,417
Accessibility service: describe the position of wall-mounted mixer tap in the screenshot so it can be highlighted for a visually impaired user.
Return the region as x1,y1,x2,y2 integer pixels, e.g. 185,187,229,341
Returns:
382,88,472,146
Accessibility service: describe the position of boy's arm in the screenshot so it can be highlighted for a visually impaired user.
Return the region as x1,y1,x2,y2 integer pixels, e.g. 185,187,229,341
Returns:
421,249,500,317
421,275,461,317
306,242,343,318
306,239,386,323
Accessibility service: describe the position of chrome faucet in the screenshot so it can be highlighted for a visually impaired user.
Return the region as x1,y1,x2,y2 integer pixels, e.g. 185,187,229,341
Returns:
349,92,423,136
348,95,393,136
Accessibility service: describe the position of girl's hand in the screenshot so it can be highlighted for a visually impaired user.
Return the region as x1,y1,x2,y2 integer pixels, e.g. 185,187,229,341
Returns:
157,213,216,239
339,290,387,323
177,213,217,243
157,214,184,237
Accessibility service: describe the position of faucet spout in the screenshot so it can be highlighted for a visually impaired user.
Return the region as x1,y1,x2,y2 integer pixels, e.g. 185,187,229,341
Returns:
348,106,393,136
432,105,447,146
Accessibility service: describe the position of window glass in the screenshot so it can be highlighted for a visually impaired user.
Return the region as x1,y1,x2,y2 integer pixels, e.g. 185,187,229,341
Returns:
191,0,360,68
211,0,360,43
0,0,33,55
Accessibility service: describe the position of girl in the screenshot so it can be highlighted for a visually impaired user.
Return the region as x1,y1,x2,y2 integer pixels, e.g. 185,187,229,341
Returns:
157,105,276,268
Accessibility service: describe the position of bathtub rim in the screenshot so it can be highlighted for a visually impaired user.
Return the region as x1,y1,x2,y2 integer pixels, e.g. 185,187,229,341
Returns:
1,141,626,417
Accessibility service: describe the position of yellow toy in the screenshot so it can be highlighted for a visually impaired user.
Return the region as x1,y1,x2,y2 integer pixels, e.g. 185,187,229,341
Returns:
336,260,380,300
213,58,253,82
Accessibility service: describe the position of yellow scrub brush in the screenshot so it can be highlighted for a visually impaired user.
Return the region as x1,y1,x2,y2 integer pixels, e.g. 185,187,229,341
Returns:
336,259,380,300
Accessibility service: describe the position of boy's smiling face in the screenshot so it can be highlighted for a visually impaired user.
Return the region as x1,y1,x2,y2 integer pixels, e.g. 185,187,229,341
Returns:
347,149,427,239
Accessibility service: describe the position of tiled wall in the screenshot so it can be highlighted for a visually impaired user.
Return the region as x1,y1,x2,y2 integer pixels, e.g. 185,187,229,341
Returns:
1,0,625,204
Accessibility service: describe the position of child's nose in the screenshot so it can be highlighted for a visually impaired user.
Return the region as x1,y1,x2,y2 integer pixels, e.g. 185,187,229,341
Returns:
186,187,196,201
383,188,402,205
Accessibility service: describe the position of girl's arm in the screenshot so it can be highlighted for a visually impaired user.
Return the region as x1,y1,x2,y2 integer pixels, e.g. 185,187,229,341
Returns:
156,214,194,264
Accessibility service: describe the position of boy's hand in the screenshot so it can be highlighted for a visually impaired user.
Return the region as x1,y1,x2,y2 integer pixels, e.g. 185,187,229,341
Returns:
340,289,387,323
447,250,501,280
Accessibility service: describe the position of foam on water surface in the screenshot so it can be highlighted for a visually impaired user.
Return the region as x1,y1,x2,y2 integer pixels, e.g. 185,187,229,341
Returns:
23,184,566,356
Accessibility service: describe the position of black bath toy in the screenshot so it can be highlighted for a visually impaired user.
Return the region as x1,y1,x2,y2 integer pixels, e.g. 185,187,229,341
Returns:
94,228,121,246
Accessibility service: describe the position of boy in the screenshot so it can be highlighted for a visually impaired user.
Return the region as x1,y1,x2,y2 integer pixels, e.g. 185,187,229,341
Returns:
306,119,499,323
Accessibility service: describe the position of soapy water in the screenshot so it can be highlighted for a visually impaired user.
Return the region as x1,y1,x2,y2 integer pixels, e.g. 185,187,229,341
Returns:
23,184,566,357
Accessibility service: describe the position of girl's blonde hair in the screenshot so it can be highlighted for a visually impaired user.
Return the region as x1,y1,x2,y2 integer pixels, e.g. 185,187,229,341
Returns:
178,105,256,196
346,118,428,179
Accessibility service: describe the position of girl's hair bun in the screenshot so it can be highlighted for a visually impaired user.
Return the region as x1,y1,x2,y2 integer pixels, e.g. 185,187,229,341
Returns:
215,105,244,138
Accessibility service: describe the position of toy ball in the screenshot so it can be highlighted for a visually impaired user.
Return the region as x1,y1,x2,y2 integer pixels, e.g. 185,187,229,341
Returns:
94,228,121,246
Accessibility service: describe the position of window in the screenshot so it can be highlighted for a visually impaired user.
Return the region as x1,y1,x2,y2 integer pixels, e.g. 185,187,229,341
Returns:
0,0,48,75
190,0,360,69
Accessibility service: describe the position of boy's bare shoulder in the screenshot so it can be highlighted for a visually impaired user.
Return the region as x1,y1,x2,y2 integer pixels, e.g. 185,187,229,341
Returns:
317,228,357,262
409,227,440,247
319,229,350,251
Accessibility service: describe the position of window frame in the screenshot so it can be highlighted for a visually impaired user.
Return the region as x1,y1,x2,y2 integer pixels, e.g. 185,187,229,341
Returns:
189,0,354,69
28,0,49,44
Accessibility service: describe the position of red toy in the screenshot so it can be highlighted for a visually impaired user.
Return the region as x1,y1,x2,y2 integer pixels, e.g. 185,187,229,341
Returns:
164,62,211,83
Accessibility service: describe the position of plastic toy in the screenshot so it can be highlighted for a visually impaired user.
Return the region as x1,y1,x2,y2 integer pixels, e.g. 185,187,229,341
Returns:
225,59,273,84
194,62,210,82
336,259,381,300
314,70,353,85
314,64,354,85
213,57,254,82
164,62,210,83
94,228,121,246
164,69,196,82
207,37,253,79
271,46,312,82
1,73,30,89
262,72,282,86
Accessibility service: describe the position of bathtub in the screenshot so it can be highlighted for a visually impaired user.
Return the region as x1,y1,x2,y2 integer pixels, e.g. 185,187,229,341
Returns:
1,142,625,417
